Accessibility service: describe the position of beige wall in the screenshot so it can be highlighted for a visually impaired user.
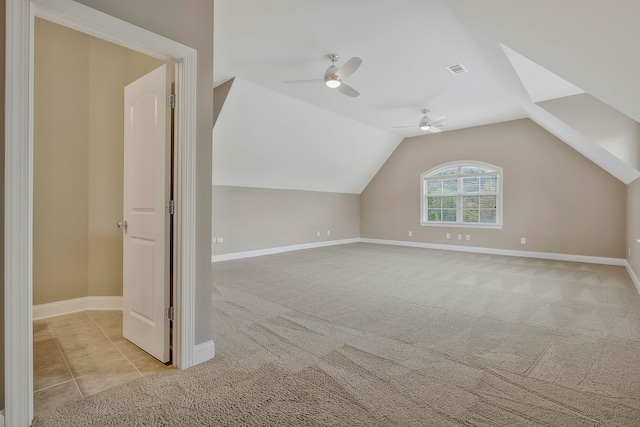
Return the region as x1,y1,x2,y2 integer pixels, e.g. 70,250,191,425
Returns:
34,19,91,305
87,35,164,298
88,35,125,298
212,186,360,255
34,19,163,305
361,119,627,258
75,0,214,346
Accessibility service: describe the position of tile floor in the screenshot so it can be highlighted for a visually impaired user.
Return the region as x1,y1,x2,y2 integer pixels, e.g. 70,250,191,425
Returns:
33,310,173,416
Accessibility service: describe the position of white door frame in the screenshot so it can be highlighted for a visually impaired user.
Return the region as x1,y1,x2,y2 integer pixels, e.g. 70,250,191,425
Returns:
5,0,199,424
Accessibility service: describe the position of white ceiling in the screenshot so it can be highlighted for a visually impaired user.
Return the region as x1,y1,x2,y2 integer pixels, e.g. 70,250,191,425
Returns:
500,44,584,104
213,0,526,137
213,79,400,193
214,0,640,191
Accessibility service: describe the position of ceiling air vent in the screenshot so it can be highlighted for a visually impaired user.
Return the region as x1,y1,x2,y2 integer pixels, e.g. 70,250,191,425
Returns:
446,63,468,75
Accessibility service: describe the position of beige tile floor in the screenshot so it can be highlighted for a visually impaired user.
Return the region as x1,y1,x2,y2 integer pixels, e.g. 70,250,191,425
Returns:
33,310,173,416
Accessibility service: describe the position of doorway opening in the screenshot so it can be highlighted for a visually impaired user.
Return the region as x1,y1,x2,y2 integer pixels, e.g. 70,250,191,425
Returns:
31,18,175,415
5,0,200,424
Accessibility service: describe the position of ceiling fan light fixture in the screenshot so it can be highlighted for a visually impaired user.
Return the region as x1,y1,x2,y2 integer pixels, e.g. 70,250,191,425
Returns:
325,74,341,88
420,113,431,130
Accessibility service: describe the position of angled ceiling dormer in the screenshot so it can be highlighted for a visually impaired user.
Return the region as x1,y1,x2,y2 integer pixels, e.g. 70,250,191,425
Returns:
500,43,640,182
213,78,402,194
445,0,640,184
500,44,584,104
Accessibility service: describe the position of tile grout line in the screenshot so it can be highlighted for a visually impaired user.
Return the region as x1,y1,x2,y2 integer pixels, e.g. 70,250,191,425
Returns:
43,317,85,399
86,310,145,377
33,378,77,395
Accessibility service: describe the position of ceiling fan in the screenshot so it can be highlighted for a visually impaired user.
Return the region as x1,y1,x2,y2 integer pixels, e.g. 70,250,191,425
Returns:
284,53,362,97
394,109,446,133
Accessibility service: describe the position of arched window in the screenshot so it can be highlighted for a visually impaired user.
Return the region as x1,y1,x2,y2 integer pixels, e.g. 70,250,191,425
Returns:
420,161,503,229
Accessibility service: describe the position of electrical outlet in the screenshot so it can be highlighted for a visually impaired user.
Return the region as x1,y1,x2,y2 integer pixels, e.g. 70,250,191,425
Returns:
327,230,331,236
216,237,224,243
465,234,470,241
446,233,450,239
457,234,462,240
317,231,321,237
521,237,526,245
408,231,413,237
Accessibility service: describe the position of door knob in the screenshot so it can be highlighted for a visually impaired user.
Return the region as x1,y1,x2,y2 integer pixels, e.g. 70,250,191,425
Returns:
116,220,128,230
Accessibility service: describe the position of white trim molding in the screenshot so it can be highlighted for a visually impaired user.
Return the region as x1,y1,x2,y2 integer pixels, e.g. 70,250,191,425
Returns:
33,296,123,320
360,238,627,266
211,238,360,262
212,237,628,268
6,0,200,424
5,0,35,423
624,261,640,295
193,340,215,366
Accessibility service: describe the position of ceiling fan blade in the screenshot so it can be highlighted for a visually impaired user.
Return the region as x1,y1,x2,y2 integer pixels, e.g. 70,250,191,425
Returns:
428,116,447,125
283,79,324,84
336,82,360,97
335,57,362,79
392,125,415,129
427,126,443,133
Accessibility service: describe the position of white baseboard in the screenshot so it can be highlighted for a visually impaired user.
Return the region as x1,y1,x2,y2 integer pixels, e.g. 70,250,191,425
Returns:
211,238,360,262
360,238,627,267
211,237,627,267
0,409,4,427
625,261,640,295
193,340,215,365
33,296,123,320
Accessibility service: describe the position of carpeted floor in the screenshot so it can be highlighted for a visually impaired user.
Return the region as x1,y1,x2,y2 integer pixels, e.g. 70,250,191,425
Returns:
33,243,640,426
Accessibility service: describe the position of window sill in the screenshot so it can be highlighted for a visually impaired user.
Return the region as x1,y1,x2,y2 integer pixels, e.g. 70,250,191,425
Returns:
419,222,503,230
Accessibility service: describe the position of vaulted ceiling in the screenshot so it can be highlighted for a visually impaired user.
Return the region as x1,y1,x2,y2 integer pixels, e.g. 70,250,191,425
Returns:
213,0,640,193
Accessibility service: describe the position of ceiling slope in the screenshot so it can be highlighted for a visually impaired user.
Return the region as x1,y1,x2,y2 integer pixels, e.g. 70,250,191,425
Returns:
538,94,640,172
212,0,527,195
500,44,584,104
445,0,640,123
445,0,640,184
213,78,402,193
214,0,639,190
214,0,526,138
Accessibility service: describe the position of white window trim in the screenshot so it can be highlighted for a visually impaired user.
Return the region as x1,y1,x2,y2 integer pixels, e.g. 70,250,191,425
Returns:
419,160,503,229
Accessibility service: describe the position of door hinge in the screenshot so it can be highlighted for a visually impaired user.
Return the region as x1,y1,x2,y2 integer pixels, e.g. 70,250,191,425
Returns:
169,94,176,109
166,306,174,322
168,199,175,215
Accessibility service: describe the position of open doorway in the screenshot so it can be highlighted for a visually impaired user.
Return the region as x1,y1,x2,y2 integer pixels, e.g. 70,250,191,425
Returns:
31,18,174,415
6,1,201,423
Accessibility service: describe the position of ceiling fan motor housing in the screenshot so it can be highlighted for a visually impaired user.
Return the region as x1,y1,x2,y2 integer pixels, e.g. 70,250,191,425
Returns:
324,65,341,88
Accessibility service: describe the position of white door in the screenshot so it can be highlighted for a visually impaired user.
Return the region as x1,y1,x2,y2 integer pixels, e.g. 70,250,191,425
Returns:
122,64,172,363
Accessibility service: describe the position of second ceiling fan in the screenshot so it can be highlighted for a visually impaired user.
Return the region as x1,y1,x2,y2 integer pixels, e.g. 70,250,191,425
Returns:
284,54,362,97
394,109,446,133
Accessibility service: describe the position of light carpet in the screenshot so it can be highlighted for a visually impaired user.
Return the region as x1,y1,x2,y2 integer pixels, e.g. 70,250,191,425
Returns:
33,243,640,426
